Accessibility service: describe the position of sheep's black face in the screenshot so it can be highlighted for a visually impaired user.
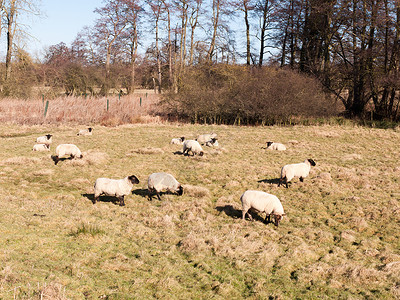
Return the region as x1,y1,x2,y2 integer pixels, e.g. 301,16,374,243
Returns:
177,185,183,195
308,159,316,166
180,137,185,142
211,138,217,143
274,215,282,227
88,128,93,132
128,175,140,184
46,134,52,139
266,141,273,147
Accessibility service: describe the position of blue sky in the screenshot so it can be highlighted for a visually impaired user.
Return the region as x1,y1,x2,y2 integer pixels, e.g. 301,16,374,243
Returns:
25,0,101,59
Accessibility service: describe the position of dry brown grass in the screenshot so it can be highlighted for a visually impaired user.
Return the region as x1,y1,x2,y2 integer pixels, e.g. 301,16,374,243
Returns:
0,93,160,126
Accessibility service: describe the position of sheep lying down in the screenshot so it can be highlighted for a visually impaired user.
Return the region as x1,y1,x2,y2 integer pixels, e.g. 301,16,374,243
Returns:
77,127,93,136
93,175,140,206
148,172,183,200
241,190,285,227
36,134,52,145
171,137,185,145
33,144,50,151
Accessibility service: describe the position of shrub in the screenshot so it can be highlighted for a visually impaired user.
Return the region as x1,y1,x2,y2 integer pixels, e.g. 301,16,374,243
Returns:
161,64,339,125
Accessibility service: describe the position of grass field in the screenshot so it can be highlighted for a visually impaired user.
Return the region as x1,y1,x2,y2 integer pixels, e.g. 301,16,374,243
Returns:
0,123,399,299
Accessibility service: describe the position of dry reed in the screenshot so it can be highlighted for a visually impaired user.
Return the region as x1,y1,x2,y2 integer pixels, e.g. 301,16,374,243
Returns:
0,93,160,126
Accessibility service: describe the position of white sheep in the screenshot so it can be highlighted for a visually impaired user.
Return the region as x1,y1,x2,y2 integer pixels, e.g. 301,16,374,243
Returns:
279,158,316,188
205,137,219,147
266,141,286,151
51,144,83,165
241,190,286,226
77,127,93,136
147,172,183,200
171,136,185,145
36,134,52,145
196,133,217,145
182,140,204,156
93,175,140,206
33,144,50,151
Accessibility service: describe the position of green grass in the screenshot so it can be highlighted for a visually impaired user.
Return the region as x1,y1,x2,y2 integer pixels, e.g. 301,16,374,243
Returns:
0,123,399,299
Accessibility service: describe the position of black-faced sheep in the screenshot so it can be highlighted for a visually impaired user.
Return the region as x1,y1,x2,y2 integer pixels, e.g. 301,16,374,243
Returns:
266,141,286,151
279,158,316,188
77,128,93,136
33,144,50,151
93,175,140,206
51,144,83,165
183,140,204,156
36,134,52,145
171,137,185,145
147,172,183,200
196,133,217,145
241,190,285,226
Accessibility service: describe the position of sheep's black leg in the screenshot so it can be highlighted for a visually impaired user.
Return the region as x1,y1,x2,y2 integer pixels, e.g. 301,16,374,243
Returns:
278,178,282,187
148,189,153,201
119,196,125,206
285,179,289,188
156,191,161,201
265,214,270,224
92,196,98,204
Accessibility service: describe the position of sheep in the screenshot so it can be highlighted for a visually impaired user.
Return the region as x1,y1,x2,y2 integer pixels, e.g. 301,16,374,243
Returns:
33,144,50,151
171,136,185,145
205,137,219,147
182,140,204,156
93,175,140,206
36,134,52,145
196,133,217,145
241,190,286,226
77,127,93,136
147,172,183,200
279,158,316,188
51,144,83,165
266,141,286,151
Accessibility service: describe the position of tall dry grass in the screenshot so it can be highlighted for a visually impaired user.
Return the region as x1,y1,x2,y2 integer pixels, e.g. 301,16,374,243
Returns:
0,92,161,126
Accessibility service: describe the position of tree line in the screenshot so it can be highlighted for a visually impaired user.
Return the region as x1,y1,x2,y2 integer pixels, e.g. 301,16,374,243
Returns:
1,0,400,121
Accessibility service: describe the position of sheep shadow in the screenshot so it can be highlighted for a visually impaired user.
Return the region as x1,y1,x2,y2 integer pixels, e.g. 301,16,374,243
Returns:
51,156,74,165
257,177,281,185
81,193,122,205
132,188,149,198
215,205,266,223
173,151,184,155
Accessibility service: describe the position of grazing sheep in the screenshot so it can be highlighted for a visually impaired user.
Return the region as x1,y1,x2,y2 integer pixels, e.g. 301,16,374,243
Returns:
279,158,316,188
36,134,52,145
51,144,83,165
77,127,93,136
241,190,285,226
33,144,50,151
183,140,204,156
93,175,140,206
171,136,185,145
196,133,217,145
147,172,183,200
266,141,286,151
205,137,219,147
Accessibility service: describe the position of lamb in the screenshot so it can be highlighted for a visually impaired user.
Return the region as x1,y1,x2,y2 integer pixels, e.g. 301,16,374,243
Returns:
147,172,183,200
51,144,83,165
241,190,286,226
93,175,140,206
266,141,286,151
33,144,50,151
182,140,204,156
77,127,93,136
171,136,185,145
205,137,219,147
196,133,217,145
279,158,316,188
36,134,52,145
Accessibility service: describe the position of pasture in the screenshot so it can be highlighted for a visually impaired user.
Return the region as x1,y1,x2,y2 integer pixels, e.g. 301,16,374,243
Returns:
0,123,399,299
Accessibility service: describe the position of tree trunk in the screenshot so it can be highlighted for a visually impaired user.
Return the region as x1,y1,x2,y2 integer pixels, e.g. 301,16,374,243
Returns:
207,0,220,62
5,0,16,81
